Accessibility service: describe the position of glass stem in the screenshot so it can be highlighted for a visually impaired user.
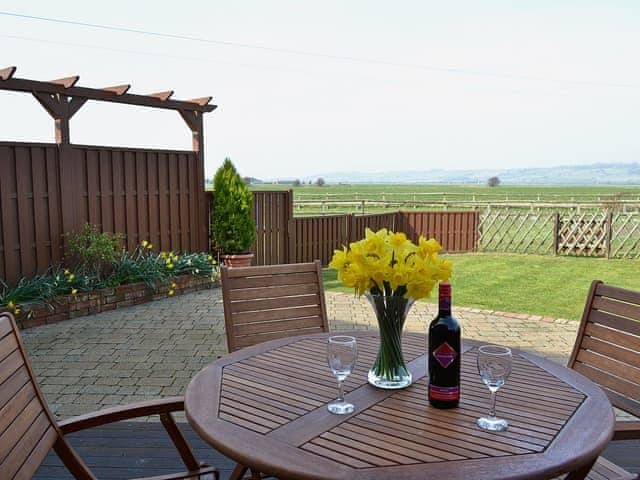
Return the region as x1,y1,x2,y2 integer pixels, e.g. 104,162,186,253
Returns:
489,390,497,418
338,380,344,403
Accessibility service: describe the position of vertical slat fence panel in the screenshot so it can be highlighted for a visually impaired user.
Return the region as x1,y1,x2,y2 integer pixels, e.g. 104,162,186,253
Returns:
0,142,203,287
399,211,478,252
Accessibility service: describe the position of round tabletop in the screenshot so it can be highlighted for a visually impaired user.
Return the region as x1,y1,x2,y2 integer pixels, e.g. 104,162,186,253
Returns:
185,332,614,480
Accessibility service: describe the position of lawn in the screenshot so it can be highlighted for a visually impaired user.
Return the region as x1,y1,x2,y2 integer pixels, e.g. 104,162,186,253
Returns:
323,253,640,320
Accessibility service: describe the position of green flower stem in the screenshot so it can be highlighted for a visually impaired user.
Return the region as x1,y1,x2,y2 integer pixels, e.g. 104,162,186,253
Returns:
367,293,413,381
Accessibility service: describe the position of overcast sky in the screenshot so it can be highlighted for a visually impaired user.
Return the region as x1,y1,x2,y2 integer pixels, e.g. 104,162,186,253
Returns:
1,1,639,180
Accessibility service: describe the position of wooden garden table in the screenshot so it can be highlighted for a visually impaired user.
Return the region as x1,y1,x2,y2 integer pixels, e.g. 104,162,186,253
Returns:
185,332,614,480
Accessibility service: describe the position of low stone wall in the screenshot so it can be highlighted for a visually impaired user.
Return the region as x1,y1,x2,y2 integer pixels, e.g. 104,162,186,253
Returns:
14,274,217,329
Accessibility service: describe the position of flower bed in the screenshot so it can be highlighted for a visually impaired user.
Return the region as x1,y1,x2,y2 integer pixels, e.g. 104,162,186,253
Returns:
13,274,217,330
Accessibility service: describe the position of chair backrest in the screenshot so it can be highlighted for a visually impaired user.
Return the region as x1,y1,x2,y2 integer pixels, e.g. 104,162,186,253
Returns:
221,261,330,352
0,312,61,479
568,280,640,418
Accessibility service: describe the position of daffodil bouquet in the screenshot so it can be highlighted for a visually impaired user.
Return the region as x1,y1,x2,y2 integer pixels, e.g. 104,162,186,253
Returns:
329,228,452,300
329,228,452,389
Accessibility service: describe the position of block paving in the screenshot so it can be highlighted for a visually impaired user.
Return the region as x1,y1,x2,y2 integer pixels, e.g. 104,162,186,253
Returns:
21,288,582,420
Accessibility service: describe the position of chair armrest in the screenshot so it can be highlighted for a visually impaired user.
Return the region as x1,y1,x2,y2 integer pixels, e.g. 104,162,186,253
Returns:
613,420,640,441
58,396,184,434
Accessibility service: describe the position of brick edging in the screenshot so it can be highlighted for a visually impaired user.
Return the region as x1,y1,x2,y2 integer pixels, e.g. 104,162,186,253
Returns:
10,275,219,330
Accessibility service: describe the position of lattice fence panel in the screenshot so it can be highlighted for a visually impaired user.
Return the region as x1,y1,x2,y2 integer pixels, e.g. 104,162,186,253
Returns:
557,211,608,257
478,211,555,254
610,213,640,259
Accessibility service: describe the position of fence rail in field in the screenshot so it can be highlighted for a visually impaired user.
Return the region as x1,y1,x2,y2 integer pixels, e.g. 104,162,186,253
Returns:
294,198,640,214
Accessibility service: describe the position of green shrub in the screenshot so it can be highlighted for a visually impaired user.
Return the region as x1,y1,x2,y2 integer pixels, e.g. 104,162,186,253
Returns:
67,224,124,280
211,158,257,254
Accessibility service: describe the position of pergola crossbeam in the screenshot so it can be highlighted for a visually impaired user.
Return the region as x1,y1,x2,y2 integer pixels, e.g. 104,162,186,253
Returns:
101,84,131,96
188,96,213,106
0,66,16,81
49,76,80,88
0,76,215,112
147,90,174,101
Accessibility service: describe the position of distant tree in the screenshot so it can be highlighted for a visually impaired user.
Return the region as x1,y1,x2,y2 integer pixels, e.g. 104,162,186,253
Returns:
487,176,501,187
315,177,326,187
292,179,301,187
243,176,252,185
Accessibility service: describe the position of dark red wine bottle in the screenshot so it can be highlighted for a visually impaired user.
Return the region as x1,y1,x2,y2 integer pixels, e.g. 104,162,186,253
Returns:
428,281,461,409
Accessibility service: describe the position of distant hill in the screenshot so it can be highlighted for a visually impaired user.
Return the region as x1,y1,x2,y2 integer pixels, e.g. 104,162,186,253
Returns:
290,162,640,185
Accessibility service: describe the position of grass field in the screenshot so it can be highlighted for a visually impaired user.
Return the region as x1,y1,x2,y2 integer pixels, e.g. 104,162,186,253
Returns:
249,184,640,215
322,253,640,321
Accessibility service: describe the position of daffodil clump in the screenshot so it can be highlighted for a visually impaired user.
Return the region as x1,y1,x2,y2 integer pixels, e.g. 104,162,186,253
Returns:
329,228,452,300
1,240,220,317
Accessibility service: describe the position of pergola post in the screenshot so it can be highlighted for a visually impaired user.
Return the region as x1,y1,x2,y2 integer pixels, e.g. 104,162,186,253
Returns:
179,109,209,251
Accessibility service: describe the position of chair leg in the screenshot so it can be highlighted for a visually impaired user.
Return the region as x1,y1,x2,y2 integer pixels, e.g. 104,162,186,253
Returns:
230,464,248,480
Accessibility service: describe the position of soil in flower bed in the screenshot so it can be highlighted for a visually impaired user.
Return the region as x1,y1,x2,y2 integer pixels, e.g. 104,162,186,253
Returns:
12,275,218,329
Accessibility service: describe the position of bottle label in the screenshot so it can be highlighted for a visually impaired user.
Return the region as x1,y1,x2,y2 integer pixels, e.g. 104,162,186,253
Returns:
429,385,460,401
432,342,457,368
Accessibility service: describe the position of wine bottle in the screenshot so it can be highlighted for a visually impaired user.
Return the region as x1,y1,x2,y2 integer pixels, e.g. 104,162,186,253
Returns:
428,281,461,408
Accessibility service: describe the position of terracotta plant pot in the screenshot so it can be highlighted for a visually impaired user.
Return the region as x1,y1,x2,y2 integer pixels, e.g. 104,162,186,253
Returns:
220,253,254,268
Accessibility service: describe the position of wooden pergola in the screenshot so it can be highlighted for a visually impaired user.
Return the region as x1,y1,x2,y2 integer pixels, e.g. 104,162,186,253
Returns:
0,66,218,276
0,65,216,149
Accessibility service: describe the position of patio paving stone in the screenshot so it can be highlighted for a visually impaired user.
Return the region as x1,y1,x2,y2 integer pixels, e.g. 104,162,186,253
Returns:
21,287,582,421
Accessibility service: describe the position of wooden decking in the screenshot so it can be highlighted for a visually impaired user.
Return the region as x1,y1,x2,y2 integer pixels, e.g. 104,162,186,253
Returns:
34,422,237,480
33,422,639,479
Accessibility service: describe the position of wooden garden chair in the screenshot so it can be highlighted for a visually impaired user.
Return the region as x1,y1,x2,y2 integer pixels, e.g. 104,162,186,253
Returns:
221,260,329,353
0,312,218,480
565,280,640,480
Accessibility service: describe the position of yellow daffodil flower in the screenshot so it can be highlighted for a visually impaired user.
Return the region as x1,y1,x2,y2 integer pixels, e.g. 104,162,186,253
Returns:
328,228,451,300
14,308,21,315
141,240,149,248
168,289,175,296
71,288,78,295
7,300,15,310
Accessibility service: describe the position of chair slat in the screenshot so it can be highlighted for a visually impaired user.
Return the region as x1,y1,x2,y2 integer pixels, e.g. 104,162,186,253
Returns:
224,262,320,277
1,414,54,480
0,381,37,434
234,316,325,336
581,336,640,370
228,283,319,302
222,261,329,352
234,326,326,349
576,349,640,385
0,368,30,411
585,323,639,353
0,349,23,384
233,305,321,325
573,362,640,403
227,271,317,289
229,293,321,313
12,427,58,480
597,283,640,306
0,329,18,362
591,301,640,337
0,320,12,339
0,397,44,461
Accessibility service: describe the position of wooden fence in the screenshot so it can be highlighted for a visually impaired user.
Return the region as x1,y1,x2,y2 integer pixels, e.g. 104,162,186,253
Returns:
0,141,206,286
478,209,640,258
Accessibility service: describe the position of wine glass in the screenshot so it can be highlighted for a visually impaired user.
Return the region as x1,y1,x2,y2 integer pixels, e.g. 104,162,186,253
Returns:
476,344,512,431
326,335,357,414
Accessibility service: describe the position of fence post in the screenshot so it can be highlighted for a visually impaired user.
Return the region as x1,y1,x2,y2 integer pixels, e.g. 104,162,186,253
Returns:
605,211,613,259
288,217,297,264
552,212,560,255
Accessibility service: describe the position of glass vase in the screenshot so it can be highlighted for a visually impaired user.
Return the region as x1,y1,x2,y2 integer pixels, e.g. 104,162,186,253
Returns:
365,293,414,389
